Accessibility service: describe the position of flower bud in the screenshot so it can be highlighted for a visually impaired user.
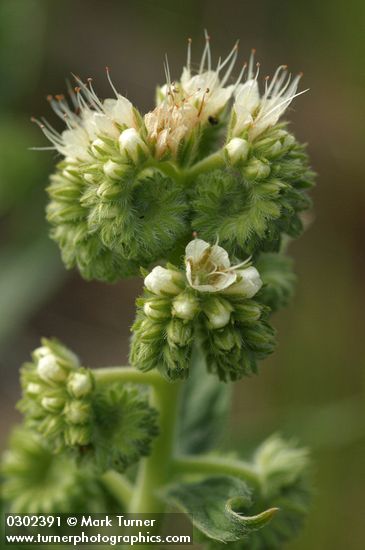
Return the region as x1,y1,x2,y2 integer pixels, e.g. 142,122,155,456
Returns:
222,266,262,298
67,371,93,399
119,128,148,163
243,158,271,180
203,297,232,329
26,383,42,396
166,319,192,346
103,159,127,180
226,138,250,164
213,327,237,351
172,293,200,320
144,266,184,296
143,299,170,320
41,396,65,414
91,138,112,159
65,400,91,425
65,424,92,447
37,355,67,384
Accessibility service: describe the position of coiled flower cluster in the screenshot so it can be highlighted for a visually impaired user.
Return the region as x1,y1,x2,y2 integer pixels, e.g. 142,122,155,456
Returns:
19,339,159,472
34,36,314,282
130,239,276,381
19,338,94,450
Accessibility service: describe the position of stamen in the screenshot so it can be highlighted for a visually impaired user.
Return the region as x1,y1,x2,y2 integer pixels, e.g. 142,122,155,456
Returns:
233,62,247,90
199,30,211,74
217,40,239,76
259,88,309,122
248,48,256,79
197,88,210,117
220,45,239,86
105,66,119,99
204,30,212,71
187,37,192,72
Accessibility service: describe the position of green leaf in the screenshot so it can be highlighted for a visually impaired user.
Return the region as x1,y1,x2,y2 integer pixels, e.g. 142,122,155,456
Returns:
177,341,231,454
161,475,277,543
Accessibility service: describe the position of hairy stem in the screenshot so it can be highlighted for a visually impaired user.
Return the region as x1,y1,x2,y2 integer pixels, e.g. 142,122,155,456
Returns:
172,455,260,489
185,150,225,181
101,470,133,508
129,378,182,514
93,366,162,387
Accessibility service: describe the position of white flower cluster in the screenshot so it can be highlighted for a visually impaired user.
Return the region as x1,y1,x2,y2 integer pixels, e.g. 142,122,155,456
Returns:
144,238,262,329
34,35,306,167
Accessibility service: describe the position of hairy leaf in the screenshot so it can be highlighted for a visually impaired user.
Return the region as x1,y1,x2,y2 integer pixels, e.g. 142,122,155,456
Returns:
161,476,277,543
177,342,231,454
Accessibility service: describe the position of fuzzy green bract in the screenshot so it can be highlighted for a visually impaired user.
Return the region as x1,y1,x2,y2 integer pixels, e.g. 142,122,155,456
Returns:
1,427,113,514
90,383,159,473
47,163,189,282
192,127,314,258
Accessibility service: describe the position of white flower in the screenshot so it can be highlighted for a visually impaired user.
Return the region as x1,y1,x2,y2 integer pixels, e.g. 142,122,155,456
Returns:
185,238,263,298
225,137,249,164
119,127,148,163
32,69,136,163
145,32,244,158
231,51,308,140
144,266,184,296
222,266,262,298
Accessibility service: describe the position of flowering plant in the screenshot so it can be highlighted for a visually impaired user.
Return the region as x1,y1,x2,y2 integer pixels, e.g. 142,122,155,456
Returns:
2,33,314,548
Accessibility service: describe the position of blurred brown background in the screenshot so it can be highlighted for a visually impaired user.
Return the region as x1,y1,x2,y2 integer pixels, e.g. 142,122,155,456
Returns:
0,0,364,548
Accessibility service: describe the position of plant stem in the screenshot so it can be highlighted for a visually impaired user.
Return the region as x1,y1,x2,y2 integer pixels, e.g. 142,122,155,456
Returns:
185,150,225,181
129,378,182,514
101,470,133,508
93,366,162,387
172,455,260,489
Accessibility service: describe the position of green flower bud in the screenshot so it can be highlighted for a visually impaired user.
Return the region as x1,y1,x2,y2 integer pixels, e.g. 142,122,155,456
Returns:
65,424,92,446
203,297,233,329
41,396,66,414
167,319,193,346
103,159,127,180
172,292,200,320
67,371,93,399
143,298,171,320
212,326,237,351
65,400,91,425
91,137,113,159
243,158,271,180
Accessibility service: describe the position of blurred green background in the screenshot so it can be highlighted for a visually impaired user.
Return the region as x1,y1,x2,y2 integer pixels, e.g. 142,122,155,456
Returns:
0,0,364,548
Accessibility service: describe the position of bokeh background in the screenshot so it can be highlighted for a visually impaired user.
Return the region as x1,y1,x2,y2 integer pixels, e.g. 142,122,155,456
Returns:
0,0,364,548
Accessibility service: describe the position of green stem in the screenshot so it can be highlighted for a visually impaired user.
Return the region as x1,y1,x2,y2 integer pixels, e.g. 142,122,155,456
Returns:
185,150,226,181
101,470,133,508
93,366,162,387
172,455,260,489
144,159,183,183
129,378,182,514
